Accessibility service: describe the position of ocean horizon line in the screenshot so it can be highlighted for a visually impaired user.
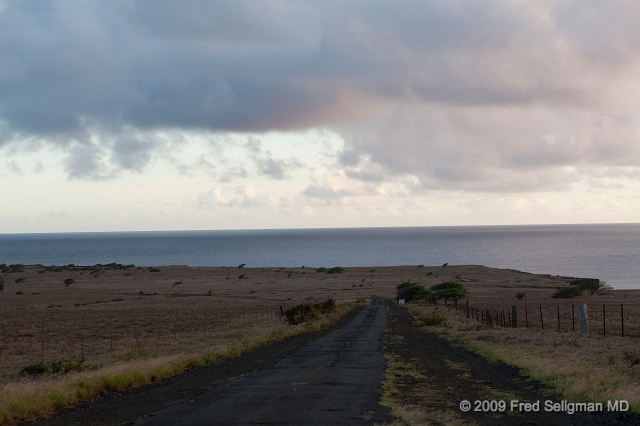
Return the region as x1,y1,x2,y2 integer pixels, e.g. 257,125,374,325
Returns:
2,221,640,237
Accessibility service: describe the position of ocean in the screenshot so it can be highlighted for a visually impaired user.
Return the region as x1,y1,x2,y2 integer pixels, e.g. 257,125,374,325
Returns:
1,224,639,289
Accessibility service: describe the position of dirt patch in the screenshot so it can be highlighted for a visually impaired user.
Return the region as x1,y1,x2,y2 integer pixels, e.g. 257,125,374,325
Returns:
383,303,640,425
25,305,367,426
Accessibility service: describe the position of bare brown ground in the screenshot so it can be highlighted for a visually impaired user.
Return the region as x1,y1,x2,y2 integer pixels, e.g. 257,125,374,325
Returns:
1,264,639,378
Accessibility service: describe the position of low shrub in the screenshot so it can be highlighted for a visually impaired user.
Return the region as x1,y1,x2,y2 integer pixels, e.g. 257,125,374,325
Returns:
14,277,26,283
283,299,336,325
552,286,583,298
64,278,75,287
21,357,86,376
422,312,447,326
429,281,467,298
397,282,429,301
326,267,345,274
238,263,246,268
149,268,161,273
569,278,611,295
516,292,526,300
316,267,327,272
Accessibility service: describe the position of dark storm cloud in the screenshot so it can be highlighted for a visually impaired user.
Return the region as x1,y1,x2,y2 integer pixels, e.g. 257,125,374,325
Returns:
1,0,639,190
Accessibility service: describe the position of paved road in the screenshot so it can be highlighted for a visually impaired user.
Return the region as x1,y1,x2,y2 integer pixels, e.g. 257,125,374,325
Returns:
134,300,390,426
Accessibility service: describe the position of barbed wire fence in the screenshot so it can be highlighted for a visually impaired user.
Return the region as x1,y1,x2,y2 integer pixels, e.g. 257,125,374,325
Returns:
0,301,299,376
430,297,639,338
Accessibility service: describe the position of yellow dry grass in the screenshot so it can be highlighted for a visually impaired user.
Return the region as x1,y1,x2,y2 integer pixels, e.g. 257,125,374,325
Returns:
410,304,640,412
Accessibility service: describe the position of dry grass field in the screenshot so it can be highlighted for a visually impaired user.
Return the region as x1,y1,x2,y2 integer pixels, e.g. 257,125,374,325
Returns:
1,262,639,423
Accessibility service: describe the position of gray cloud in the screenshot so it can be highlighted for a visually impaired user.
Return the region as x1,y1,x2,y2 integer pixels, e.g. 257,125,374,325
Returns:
1,0,639,191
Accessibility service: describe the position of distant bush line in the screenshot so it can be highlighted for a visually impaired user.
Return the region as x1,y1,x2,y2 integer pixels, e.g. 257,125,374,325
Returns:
397,281,467,302
552,278,611,298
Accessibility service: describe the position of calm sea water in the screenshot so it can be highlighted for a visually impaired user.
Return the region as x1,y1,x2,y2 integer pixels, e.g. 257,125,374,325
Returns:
1,224,639,289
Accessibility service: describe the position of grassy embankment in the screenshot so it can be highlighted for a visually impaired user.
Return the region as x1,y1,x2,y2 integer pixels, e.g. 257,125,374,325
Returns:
0,301,360,425
409,302,640,412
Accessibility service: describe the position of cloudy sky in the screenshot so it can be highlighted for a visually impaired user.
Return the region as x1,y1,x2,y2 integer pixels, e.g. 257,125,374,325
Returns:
2,0,640,233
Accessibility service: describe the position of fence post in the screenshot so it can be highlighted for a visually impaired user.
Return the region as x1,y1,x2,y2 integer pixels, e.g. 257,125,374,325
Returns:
134,313,138,345
204,309,207,334
110,312,113,351
578,304,589,335
621,304,625,337
156,312,160,345
174,309,178,340
511,306,517,328
572,304,575,333
81,316,85,359
557,305,560,330
41,316,45,363
486,309,493,326
525,306,528,328
465,301,470,319
603,304,606,338
540,305,544,329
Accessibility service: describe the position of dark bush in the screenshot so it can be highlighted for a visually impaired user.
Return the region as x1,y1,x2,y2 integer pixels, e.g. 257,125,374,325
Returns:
21,357,85,376
552,286,583,298
326,267,345,274
149,268,161,272
397,281,429,301
238,274,247,279
570,278,608,295
238,263,246,268
283,299,336,325
422,312,447,326
64,278,75,287
316,267,327,272
14,277,26,283
429,281,467,298
516,292,526,300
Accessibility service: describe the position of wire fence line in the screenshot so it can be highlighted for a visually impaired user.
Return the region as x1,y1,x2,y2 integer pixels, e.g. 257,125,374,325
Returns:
432,298,640,338
0,302,296,375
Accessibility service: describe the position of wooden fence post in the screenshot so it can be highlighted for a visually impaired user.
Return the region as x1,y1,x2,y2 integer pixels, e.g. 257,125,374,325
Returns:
174,309,177,340
41,316,44,363
525,306,528,328
486,309,493,326
578,304,589,335
540,305,544,329
557,305,560,330
511,306,517,328
81,316,85,359
572,304,575,333
621,304,625,337
110,312,113,351
465,301,470,319
603,304,606,338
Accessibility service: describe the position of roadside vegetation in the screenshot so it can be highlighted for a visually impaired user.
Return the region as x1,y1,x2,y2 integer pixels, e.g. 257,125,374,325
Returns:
408,302,640,412
396,281,467,302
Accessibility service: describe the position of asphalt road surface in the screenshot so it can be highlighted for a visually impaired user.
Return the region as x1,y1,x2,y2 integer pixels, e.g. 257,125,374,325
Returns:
133,300,390,425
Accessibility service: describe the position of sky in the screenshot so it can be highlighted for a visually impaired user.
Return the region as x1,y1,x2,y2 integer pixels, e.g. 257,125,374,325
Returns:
2,0,640,233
